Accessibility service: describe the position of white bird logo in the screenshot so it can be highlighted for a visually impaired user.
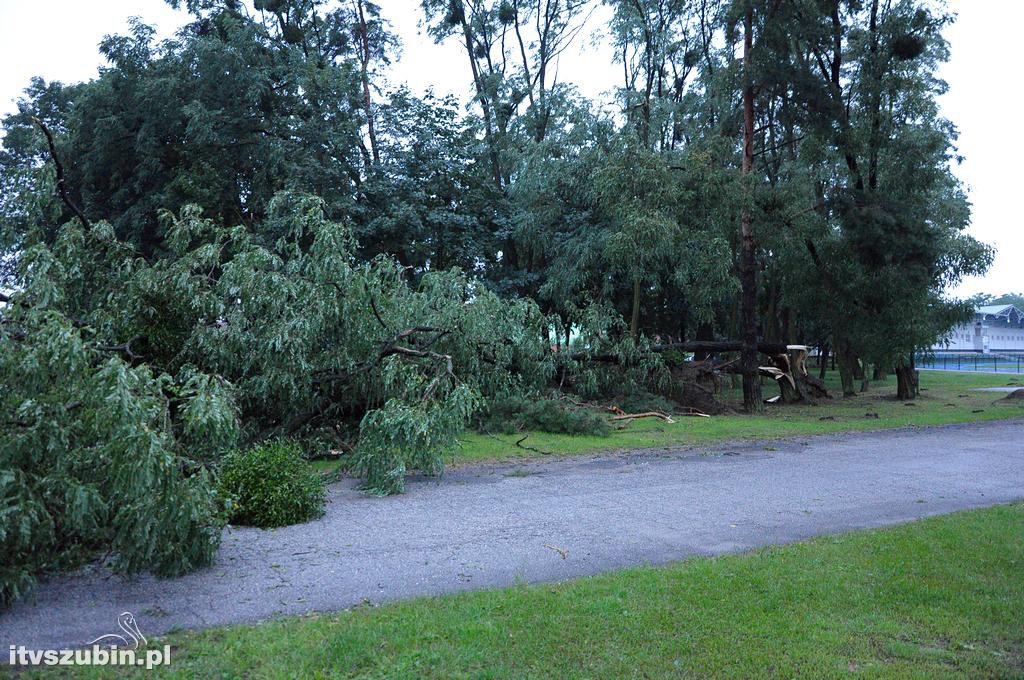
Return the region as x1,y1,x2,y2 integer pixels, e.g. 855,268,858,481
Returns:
88,612,147,650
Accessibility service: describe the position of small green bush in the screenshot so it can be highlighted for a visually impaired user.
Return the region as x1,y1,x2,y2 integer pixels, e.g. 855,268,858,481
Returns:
218,440,326,528
477,397,611,436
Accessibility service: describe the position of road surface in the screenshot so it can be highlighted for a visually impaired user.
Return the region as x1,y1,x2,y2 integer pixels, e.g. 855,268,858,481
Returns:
3,419,1022,652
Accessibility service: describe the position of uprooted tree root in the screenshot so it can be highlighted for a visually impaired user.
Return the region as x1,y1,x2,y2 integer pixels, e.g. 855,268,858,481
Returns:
666,362,736,415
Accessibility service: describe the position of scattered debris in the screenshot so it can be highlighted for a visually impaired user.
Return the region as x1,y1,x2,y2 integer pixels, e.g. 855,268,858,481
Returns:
544,544,569,560
515,434,553,456
677,407,712,418
607,407,676,423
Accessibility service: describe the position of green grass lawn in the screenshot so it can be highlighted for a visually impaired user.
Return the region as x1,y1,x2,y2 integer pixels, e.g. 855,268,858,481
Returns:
451,370,1024,466
47,503,1024,678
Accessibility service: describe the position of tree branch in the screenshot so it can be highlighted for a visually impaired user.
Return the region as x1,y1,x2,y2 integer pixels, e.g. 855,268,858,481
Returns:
94,335,145,361
31,116,91,231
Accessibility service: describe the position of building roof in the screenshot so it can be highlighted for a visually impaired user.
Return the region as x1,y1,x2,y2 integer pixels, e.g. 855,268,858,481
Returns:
977,304,1021,317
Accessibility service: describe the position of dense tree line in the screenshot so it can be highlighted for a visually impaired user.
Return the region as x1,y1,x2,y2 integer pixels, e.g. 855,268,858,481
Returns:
967,292,1024,309
0,0,990,602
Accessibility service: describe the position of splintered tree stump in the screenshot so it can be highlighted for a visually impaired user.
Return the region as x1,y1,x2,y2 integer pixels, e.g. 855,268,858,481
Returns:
762,346,830,404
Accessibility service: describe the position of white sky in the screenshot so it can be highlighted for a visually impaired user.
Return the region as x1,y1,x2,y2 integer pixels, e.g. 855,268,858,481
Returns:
0,0,1018,298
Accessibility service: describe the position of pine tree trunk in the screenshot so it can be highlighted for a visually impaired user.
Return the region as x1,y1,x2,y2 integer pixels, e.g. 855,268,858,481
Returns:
739,3,762,412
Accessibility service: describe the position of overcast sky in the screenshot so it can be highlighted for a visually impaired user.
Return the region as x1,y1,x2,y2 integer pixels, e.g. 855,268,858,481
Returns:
0,0,1018,298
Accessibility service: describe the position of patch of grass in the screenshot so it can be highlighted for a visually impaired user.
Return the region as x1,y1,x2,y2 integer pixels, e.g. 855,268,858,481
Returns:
454,370,1024,465
50,504,1024,678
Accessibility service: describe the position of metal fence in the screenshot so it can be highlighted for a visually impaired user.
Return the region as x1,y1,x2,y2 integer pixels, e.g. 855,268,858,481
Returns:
915,351,1024,374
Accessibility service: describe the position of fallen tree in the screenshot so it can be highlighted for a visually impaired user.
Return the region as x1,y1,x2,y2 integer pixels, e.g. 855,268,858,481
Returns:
570,341,829,406
573,340,790,364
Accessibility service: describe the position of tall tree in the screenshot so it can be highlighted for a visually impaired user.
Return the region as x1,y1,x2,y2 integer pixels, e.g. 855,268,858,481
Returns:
737,0,761,410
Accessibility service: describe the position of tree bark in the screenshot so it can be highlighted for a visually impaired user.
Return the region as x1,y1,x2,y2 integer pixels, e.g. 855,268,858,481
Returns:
739,2,762,412
896,353,918,400
851,355,865,381
835,341,857,397
767,352,805,403
354,0,380,167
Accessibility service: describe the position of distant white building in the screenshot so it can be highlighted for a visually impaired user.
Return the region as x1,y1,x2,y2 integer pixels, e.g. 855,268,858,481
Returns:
937,304,1024,353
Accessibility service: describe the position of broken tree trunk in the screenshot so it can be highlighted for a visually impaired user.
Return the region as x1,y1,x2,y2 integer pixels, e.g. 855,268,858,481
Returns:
761,346,830,403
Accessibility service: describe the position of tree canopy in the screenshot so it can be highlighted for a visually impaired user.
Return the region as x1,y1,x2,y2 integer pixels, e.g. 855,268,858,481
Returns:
0,0,991,603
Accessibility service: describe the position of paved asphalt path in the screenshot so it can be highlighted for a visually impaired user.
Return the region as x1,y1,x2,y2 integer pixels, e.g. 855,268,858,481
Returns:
3,420,1023,652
